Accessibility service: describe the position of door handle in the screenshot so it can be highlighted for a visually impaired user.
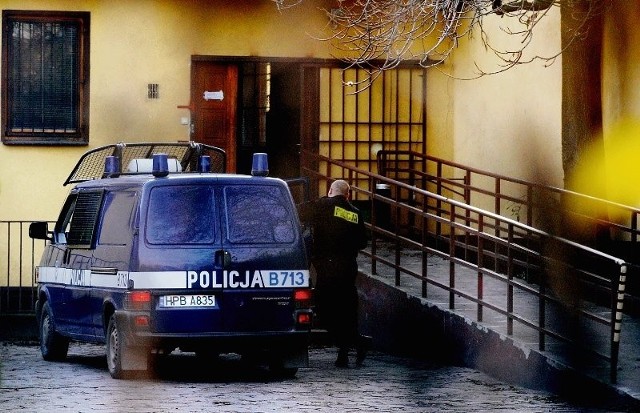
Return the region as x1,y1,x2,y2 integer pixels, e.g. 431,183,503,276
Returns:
90,267,118,275
214,250,231,268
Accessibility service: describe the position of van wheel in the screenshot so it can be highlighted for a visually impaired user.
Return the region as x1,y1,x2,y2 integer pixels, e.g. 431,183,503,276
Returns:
270,365,298,379
106,314,125,379
40,301,69,361
268,359,298,378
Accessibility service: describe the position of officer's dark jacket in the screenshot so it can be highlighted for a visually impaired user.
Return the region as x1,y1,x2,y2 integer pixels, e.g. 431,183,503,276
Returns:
302,195,367,259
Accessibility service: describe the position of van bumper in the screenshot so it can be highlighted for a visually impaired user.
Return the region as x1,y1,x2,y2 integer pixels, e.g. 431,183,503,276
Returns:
114,310,310,365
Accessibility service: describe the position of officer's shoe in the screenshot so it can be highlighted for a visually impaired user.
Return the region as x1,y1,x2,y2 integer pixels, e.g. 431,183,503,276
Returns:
355,335,372,367
335,349,349,368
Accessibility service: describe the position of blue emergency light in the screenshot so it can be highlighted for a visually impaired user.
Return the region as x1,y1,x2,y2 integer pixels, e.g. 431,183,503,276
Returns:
198,155,211,173
104,156,120,177
152,153,169,177
251,153,269,177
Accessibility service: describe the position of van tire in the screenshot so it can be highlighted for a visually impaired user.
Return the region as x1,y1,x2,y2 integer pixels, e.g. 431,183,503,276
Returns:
40,301,69,361
268,358,299,378
106,314,125,379
270,365,298,379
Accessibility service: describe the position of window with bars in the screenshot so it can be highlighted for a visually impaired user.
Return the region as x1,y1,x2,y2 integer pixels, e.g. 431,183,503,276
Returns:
2,10,90,145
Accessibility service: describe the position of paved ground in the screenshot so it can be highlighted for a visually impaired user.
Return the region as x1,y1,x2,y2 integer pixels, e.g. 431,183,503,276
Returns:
0,341,633,412
2,243,639,411
357,243,640,408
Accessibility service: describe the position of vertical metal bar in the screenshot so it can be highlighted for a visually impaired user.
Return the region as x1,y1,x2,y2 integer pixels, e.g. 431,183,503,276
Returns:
31,229,38,312
494,178,502,273
19,223,24,312
370,176,378,276
527,185,533,227
382,70,387,151
422,68,428,157
395,189,401,287
341,70,346,173
632,212,638,243
5,223,11,312
355,69,359,169
395,69,400,151
539,251,546,352
449,203,456,310
610,264,627,383
507,223,514,336
464,172,471,262
464,170,471,204
408,69,413,146
436,162,443,244
422,195,428,298
477,215,484,322
494,178,501,239
369,68,375,178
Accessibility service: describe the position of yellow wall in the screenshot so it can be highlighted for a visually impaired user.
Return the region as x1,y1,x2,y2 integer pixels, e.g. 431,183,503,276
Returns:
450,8,563,188
0,0,332,221
419,7,563,215
597,1,640,208
4,1,624,224
602,1,640,128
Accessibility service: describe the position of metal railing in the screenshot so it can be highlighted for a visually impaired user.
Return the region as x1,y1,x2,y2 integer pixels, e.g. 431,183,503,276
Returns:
376,150,640,246
0,221,52,314
303,151,629,382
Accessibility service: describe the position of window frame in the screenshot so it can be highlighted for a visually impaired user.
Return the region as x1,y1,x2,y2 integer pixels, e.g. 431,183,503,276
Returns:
1,10,90,145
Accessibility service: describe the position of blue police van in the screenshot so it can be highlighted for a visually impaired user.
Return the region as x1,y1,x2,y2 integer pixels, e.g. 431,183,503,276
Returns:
29,142,313,379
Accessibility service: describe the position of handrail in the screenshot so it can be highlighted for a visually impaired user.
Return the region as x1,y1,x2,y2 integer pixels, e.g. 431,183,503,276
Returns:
376,149,640,246
303,150,629,382
0,220,53,314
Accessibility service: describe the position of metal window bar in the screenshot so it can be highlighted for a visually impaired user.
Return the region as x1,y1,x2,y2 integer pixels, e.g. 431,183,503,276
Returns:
317,67,427,200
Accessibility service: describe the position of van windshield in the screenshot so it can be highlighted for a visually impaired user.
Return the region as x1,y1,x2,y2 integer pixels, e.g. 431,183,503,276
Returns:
146,186,216,245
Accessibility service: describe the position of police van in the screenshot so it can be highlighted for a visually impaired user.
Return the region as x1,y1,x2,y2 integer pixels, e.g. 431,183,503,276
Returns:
29,142,313,379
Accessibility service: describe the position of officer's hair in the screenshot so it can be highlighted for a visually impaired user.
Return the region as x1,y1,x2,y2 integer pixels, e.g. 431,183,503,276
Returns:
329,180,350,197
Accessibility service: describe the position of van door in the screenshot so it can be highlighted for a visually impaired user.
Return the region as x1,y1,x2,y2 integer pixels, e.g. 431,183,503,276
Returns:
54,190,104,338
140,182,226,335
91,190,138,338
219,182,308,333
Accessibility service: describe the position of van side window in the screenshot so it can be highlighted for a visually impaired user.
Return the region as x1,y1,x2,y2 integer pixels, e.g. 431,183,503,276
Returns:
146,186,216,245
99,191,136,246
67,190,105,248
224,185,295,244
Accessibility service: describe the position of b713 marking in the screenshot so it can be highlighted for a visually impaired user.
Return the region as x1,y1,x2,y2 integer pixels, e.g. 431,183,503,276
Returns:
186,270,310,289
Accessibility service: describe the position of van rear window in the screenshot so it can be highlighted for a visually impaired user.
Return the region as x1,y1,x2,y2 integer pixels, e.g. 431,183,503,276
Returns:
146,186,216,245
224,185,295,244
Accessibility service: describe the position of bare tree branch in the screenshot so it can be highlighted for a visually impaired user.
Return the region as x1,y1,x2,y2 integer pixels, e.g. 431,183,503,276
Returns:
272,0,610,87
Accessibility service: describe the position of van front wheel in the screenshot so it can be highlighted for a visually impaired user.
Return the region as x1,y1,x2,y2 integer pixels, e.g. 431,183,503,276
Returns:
40,301,69,361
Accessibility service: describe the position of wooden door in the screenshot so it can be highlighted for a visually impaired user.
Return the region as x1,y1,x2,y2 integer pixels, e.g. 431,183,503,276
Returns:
191,61,238,172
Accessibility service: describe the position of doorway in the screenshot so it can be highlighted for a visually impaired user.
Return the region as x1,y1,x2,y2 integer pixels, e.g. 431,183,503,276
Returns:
191,57,306,177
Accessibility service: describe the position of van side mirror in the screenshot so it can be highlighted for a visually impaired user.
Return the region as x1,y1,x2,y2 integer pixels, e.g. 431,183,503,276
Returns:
29,221,52,241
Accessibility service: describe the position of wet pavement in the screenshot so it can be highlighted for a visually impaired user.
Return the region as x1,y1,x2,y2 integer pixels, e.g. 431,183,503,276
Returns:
0,341,633,412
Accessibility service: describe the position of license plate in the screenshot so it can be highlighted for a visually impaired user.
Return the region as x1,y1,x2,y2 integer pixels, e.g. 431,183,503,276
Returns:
159,294,216,308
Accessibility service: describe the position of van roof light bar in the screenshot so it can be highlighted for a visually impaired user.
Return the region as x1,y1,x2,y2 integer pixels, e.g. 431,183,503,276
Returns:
64,142,226,185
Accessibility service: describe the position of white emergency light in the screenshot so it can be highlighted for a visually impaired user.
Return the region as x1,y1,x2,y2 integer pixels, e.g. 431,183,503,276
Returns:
126,156,182,175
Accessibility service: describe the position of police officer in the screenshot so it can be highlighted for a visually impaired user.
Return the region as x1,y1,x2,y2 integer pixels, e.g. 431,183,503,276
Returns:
304,179,370,367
